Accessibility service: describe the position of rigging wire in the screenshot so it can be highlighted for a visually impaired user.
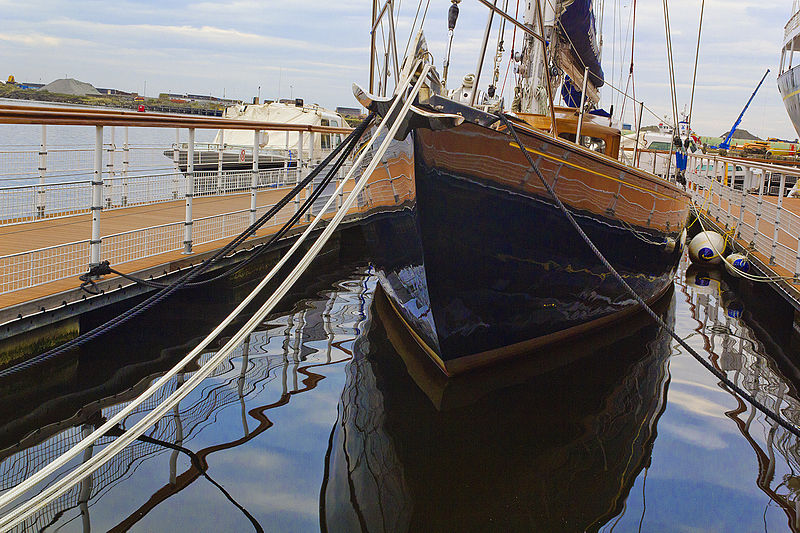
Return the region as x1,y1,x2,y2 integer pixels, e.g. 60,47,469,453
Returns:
403,0,432,59
95,124,362,292
0,65,429,530
619,0,636,125
0,116,375,379
662,0,680,130
489,0,671,128
499,112,800,444
688,0,705,129
501,0,520,97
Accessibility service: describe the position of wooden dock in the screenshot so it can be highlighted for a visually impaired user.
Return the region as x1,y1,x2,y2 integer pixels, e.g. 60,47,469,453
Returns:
687,155,800,312
0,104,361,358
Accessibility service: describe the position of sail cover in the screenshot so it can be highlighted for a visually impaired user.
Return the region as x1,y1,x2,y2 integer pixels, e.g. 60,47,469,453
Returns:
558,0,604,88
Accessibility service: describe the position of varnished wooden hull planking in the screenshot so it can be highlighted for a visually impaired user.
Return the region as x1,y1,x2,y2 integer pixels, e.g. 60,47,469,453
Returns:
358,119,690,375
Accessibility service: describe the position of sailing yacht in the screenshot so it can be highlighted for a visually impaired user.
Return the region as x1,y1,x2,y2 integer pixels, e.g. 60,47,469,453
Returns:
357,0,690,375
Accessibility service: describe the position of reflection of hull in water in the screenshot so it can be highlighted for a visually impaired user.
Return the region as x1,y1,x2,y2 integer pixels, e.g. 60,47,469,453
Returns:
321,290,674,531
360,121,689,375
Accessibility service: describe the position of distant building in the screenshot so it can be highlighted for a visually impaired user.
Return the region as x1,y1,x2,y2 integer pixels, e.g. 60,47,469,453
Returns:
336,106,365,118
4,76,44,90
17,82,44,90
159,92,240,106
96,88,138,97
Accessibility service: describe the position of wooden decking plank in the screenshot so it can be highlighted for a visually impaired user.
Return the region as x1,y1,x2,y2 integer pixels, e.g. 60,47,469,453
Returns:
1,186,357,310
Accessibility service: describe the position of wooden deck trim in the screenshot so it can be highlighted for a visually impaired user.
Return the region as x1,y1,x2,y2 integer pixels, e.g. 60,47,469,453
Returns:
0,182,357,312
0,105,353,133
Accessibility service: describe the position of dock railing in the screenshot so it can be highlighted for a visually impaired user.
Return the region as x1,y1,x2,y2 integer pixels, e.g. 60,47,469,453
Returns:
686,152,800,282
0,105,352,296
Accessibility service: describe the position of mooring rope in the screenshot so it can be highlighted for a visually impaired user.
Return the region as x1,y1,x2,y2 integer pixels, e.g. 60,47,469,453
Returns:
104,425,264,532
0,63,430,531
99,117,364,291
0,115,375,379
499,113,800,440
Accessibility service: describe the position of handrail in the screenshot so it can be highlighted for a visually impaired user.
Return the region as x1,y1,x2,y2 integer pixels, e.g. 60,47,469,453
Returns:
0,105,353,133
691,152,800,176
0,62,427,530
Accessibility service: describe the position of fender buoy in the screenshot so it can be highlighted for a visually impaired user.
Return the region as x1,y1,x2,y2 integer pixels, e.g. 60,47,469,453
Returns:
688,231,725,265
723,253,751,278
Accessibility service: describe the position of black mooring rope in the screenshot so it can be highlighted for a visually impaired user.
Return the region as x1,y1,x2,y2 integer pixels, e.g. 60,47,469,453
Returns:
0,114,374,379
104,425,263,532
498,113,800,440
104,119,362,291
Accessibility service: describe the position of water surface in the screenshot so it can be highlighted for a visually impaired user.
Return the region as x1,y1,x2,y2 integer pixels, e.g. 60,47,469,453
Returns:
2,252,800,532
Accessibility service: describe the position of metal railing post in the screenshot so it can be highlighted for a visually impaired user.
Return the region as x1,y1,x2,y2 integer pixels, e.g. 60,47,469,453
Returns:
122,127,129,206
217,129,224,193
306,131,314,222
37,124,47,218
173,129,180,199
337,166,343,209
753,168,765,247
633,101,644,167
736,165,750,238
296,130,304,213
90,126,103,268
795,232,800,282
725,168,733,229
184,128,195,254
251,129,259,225
105,126,115,209
713,159,721,221
284,131,290,185
770,171,787,264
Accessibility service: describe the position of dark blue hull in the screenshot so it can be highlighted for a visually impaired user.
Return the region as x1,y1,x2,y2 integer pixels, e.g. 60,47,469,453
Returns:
361,122,689,374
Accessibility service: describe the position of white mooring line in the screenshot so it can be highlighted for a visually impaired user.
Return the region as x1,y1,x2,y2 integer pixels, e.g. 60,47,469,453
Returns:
0,62,431,530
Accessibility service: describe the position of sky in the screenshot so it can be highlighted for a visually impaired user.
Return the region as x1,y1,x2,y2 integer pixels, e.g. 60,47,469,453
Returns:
0,0,797,139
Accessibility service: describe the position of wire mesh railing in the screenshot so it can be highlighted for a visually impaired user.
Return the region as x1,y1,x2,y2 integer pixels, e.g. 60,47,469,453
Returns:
0,168,300,225
687,153,800,280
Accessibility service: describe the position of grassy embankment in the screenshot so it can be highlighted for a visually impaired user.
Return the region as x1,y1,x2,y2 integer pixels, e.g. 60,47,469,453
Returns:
0,84,225,112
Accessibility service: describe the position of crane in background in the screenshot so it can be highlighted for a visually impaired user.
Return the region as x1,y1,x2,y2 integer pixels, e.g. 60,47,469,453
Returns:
713,69,770,151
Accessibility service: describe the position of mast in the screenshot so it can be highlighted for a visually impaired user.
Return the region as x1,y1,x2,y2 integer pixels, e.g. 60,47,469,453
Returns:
518,0,558,114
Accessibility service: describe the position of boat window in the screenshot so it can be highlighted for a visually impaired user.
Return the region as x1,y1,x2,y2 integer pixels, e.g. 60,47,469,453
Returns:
320,118,332,150
581,136,606,154
647,141,671,150
559,132,577,142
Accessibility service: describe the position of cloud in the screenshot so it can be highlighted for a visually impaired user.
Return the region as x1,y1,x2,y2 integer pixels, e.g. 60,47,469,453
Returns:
0,32,62,47
0,0,797,136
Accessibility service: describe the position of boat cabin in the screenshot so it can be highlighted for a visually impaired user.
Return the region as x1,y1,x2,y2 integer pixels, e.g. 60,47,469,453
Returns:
514,106,621,160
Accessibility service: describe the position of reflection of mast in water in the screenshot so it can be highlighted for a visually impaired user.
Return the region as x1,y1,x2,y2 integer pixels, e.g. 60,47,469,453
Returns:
679,264,800,531
321,289,675,531
1,272,374,533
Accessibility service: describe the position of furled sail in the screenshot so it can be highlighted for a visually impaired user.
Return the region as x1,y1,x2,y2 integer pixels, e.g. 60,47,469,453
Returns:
558,0,604,89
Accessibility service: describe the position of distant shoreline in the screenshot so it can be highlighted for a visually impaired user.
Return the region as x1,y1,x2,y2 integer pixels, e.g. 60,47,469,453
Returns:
0,85,228,116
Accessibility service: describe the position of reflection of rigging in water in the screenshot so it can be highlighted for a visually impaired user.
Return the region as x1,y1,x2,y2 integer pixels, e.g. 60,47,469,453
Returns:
678,262,800,531
1,272,374,533
320,287,675,531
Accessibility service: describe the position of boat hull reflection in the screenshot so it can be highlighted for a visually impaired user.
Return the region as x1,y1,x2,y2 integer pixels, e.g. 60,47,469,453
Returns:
321,288,675,532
